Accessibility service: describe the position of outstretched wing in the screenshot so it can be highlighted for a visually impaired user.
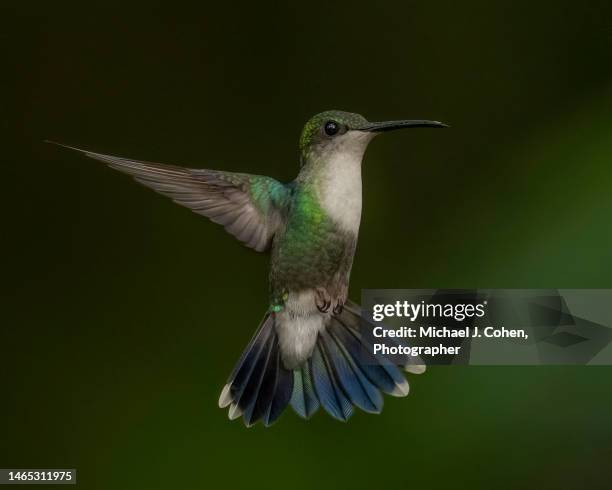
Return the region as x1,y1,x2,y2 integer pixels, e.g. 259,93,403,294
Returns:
50,142,291,252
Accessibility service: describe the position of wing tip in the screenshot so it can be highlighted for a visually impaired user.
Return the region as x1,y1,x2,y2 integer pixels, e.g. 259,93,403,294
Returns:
44,140,90,153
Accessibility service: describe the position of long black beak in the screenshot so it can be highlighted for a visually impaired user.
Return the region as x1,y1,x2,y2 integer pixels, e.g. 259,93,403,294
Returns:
358,119,448,132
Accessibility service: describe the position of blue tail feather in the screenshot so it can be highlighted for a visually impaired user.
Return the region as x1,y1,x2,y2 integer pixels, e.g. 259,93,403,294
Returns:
226,313,271,383
242,336,277,426
264,359,293,426
334,315,409,396
219,302,418,426
325,328,383,413
311,342,354,421
290,363,320,419
219,313,293,427
229,321,274,408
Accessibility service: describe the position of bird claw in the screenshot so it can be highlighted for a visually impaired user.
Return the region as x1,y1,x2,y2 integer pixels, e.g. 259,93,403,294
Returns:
316,288,332,313
316,288,346,315
317,299,331,313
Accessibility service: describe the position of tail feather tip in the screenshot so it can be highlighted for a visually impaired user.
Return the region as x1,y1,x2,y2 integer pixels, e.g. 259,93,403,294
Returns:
391,378,410,397
405,364,427,375
228,403,243,421
218,384,232,408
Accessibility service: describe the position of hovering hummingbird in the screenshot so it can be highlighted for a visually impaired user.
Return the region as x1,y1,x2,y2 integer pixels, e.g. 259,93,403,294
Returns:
49,110,446,426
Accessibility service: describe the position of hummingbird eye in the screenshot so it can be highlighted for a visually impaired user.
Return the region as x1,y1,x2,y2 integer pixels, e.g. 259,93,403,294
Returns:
324,120,339,136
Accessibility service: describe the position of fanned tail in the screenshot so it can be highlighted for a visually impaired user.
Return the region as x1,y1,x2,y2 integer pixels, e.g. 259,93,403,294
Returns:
219,301,425,426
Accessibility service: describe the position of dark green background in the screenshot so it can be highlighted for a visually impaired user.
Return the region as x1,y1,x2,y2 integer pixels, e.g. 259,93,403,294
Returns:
3,1,612,488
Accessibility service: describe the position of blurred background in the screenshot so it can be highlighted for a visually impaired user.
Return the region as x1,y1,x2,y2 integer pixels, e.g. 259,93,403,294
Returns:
3,1,612,488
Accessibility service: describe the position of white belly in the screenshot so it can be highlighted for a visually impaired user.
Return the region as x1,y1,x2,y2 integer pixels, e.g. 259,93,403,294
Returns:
276,290,327,369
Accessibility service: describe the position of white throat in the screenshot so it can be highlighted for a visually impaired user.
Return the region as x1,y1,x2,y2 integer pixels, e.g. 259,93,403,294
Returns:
319,154,362,233
317,132,372,233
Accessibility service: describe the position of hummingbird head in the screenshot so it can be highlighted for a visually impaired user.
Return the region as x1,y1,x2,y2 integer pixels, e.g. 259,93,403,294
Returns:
298,110,446,167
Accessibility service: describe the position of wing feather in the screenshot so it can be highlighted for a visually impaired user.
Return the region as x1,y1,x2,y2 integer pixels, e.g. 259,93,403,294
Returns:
50,142,291,252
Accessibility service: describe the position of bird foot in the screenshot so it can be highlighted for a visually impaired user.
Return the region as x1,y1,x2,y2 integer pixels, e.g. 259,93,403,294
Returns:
333,303,343,315
315,288,332,313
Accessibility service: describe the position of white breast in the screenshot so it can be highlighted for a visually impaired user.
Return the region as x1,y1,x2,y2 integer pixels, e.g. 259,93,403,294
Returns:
319,150,363,233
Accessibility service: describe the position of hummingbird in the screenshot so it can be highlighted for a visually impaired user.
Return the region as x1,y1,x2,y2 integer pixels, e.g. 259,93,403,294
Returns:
48,110,446,426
